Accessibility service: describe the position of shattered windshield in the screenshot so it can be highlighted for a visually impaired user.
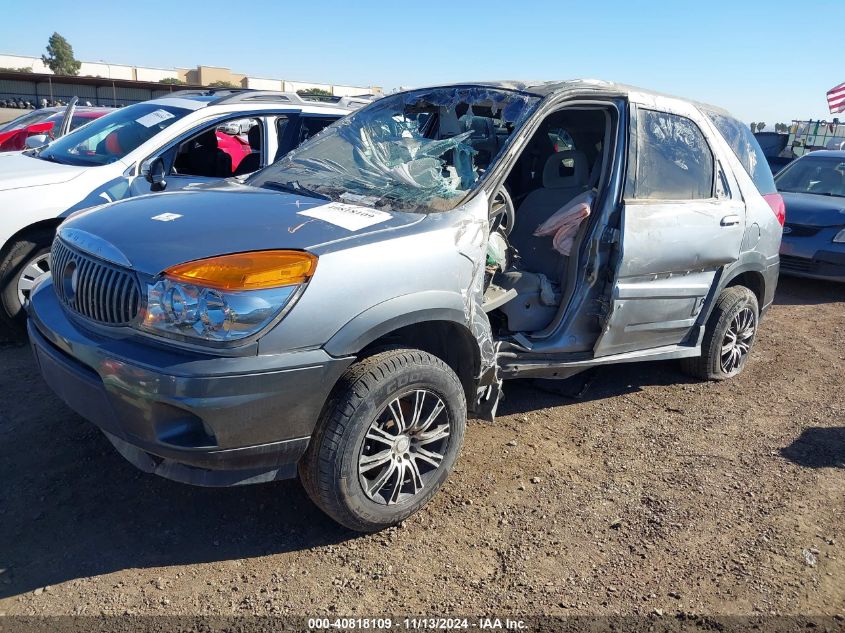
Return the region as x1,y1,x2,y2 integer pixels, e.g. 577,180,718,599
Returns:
249,87,540,213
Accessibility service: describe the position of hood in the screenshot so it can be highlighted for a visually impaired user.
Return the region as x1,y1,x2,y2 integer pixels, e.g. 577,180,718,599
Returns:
0,151,86,191
781,192,845,227
58,184,424,274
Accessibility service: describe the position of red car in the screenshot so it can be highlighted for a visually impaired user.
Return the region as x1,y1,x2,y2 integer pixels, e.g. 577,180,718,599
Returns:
0,106,111,152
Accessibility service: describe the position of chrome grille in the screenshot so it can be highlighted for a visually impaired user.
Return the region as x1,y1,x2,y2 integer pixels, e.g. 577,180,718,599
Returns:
51,239,141,325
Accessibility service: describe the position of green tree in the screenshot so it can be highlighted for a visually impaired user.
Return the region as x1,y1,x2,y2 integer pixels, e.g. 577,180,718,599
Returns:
208,80,236,88
750,122,757,132
41,32,81,76
757,122,766,132
0,66,33,73
297,88,333,97
159,77,186,85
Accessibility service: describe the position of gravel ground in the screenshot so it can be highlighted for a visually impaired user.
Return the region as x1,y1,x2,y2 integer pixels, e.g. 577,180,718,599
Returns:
0,275,842,618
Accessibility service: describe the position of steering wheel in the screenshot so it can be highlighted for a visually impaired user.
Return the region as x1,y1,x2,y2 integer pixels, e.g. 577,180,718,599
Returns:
489,186,515,236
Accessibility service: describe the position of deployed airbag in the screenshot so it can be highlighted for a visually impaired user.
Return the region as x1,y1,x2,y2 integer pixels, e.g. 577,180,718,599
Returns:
533,190,593,256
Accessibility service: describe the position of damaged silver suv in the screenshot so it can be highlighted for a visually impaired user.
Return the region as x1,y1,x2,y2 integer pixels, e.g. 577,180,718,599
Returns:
28,81,783,531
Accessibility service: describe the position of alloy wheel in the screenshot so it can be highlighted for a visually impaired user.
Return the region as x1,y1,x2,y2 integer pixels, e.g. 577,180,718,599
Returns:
720,306,756,374
358,389,452,505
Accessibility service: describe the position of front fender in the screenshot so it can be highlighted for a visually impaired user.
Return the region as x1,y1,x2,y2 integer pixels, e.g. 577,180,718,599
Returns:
323,290,470,357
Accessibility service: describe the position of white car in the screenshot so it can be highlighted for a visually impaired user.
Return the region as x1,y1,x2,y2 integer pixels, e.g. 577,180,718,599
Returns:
0,89,366,336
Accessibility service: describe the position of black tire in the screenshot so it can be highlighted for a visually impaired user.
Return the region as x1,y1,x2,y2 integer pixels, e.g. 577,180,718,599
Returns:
0,228,54,340
299,349,466,532
680,286,759,381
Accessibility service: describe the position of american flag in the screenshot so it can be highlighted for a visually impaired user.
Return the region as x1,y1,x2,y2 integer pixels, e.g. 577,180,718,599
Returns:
828,82,845,114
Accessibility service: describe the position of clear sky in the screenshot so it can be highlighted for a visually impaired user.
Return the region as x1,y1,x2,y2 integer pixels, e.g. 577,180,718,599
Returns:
3,0,843,125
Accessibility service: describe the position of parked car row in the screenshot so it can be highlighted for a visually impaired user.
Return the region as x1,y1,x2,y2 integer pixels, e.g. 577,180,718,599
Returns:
0,89,368,334
775,150,845,281
11,80,788,531
750,129,845,279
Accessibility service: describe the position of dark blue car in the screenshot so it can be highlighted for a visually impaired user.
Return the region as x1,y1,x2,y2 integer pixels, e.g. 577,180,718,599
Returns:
776,150,845,281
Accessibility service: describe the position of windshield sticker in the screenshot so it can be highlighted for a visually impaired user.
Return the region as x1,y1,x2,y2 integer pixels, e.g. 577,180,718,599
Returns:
339,192,381,206
136,109,176,128
151,213,182,222
297,203,392,231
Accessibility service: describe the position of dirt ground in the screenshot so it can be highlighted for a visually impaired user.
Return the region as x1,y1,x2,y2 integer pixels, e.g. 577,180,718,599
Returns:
0,275,842,619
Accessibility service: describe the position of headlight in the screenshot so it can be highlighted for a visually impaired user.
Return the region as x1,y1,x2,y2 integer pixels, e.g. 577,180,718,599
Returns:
834,228,845,243
139,250,317,343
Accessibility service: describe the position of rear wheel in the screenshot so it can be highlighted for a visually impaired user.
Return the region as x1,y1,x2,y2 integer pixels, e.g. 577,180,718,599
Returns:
0,229,54,339
681,286,759,380
299,349,466,532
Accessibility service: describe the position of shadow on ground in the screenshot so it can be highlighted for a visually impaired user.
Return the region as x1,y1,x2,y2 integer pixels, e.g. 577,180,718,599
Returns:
773,275,845,306
0,421,355,597
781,427,845,469
0,343,355,598
498,360,696,416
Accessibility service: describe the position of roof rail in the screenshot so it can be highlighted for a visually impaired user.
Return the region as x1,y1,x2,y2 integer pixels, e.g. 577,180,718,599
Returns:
338,95,376,108
165,88,251,98
212,90,306,106
211,90,374,109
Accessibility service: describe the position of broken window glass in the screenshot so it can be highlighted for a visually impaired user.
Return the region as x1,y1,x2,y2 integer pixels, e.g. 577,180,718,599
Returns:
632,109,715,200
249,87,540,213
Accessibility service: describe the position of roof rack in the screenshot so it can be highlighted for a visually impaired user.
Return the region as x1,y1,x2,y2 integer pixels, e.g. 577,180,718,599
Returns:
211,90,374,109
164,88,252,98
338,95,377,108
159,88,375,109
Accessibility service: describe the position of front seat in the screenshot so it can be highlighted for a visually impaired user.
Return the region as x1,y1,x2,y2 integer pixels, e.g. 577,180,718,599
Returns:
234,125,261,176
187,129,232,178
510,149,590,278
495,149,590,333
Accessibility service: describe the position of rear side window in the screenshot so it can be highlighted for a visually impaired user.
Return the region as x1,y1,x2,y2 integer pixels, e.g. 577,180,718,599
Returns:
298,116,336,144
703,109,776,195
631,109,714,200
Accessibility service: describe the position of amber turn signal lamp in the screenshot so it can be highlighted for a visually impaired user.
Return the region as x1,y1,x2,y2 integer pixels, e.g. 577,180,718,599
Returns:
164,250,318,291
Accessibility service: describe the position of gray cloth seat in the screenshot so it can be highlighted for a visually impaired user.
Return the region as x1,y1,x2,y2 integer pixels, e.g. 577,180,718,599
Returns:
496,150,590,333
510,149,590,278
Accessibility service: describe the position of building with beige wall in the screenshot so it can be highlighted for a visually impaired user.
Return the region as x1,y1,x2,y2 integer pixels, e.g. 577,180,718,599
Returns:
1,53,382,96
0,54,51,74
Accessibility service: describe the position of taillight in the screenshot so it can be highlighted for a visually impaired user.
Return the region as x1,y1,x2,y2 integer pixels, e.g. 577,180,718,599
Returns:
763,193,785,226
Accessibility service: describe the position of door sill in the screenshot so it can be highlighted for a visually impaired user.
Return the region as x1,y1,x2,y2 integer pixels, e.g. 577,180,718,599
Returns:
499,343,700,379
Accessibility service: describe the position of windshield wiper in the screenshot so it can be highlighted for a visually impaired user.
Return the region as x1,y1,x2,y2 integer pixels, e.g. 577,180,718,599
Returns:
261,180,330,200
36,152,66,165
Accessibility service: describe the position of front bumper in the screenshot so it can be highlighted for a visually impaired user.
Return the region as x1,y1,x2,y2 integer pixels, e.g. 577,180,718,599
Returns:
27,279,354,486
780,230,845,282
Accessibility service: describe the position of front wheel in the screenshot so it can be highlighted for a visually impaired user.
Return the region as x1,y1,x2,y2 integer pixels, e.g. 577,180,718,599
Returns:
681,286,759,380
0,229,54,340
299,349,466,532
